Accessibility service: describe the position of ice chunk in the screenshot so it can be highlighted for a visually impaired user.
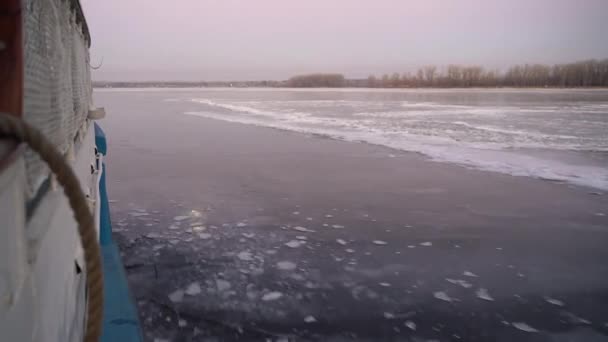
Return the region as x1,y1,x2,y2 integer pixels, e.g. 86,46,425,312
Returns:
345,249,355,253
173,216,189,221
169,239,180,245
336,239,347,245
325,214,333,218
146,233,161,239
168,289,184,303
178,319,187,327
373,240,388,245
433,291,454,302
476,288,494,301
185,282,201,295
292,211,300,215
404,321,417,331
304,315,317,323
237,251,254,261
262,291,283,301
236,222,247,227
216,279,231,292
383,312,395,319
277,261,297,271
544,297,564,306
512,322,538,333
285,240,304,248
296,236,307,240
242,233,255,238
420,242,432,246
446,278,472,288
306,217,313,221
379,282,391,287
293,226,315,232
332,224,345,229
198,233,211,239
463,271,478,277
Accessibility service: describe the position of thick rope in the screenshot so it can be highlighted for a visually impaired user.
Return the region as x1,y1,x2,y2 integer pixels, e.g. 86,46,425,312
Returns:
0,113,103,342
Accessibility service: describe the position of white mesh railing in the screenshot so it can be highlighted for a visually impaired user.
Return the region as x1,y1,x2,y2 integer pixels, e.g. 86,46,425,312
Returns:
22,0,92,197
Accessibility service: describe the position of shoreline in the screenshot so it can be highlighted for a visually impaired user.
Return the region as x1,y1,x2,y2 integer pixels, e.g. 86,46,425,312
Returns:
95,89,608,341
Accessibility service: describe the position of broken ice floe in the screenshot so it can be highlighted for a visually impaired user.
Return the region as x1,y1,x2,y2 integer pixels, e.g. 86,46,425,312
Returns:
544,297,564,306
379,282,391,287
296,236,307,240
336,239,347,245
404,320,417,331
168,289,185,303
331,224,345,229
304,315,317,323
216,279,231,292
433,291,454,302
261,291,283,301
511,322,538,333
293,226,315,232
463,271,478,277
446,278,472,288
185,282,202,295
285,240,305,248
345,249,355,253
236,222,247,227
420,242,432,246
373,240,388,245
237,251,254,261
476,288,494,301
242,233,255,238
276,261,297,271
173,216,189,221
198,233,212,239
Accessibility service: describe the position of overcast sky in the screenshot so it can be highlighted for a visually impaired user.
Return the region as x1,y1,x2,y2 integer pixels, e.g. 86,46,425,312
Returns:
80,0,608,81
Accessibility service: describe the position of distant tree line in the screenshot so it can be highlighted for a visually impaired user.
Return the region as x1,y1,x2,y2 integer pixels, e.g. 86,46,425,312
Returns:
93,58,608,89
364,59,608,88
286,73,345,87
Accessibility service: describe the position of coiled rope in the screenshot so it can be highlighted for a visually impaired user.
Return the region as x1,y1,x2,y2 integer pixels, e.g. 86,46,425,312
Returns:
0,113,103,342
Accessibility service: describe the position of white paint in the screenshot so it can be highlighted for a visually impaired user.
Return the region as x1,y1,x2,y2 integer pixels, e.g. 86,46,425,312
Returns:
185,282,202,295
512,322,539,333
476,288,494,301
261,292,283,301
